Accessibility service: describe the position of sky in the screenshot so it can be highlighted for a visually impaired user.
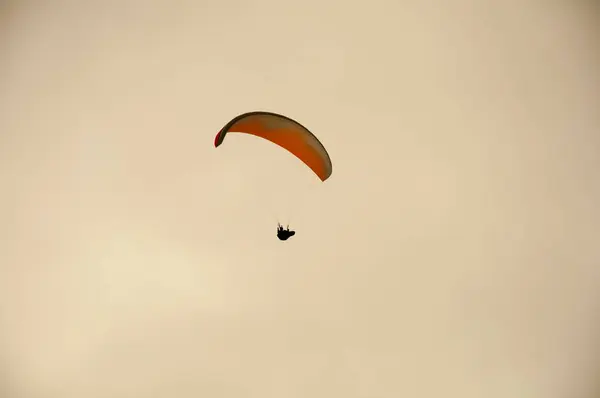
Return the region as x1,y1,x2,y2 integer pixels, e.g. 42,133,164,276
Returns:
1,1,599,397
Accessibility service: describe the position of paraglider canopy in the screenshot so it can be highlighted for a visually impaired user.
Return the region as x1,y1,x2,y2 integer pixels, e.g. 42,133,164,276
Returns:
214,111,332,182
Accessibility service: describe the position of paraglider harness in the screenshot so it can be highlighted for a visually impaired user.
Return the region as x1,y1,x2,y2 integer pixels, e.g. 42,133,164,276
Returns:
277,223,296,241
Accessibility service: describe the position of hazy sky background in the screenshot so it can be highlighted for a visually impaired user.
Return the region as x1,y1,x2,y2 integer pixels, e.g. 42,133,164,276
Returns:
1,1,599,397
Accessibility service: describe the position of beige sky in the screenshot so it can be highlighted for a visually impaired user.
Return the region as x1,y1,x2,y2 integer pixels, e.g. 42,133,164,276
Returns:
1,1,599,397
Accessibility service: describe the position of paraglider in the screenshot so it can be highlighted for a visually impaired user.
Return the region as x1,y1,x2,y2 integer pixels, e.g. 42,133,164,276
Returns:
277,223,295,240
214,111,332,240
